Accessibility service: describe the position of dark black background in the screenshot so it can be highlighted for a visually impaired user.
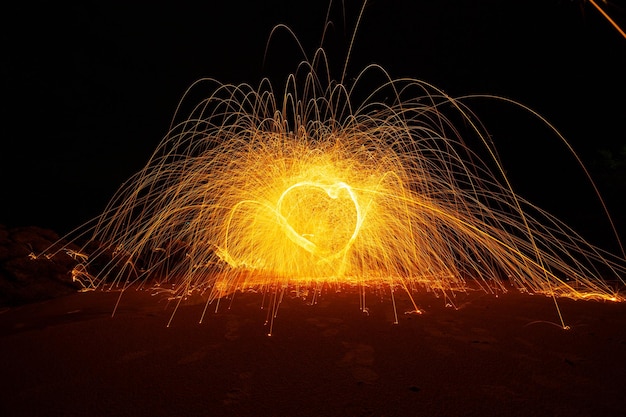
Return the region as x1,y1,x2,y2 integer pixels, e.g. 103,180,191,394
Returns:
3,1,625,249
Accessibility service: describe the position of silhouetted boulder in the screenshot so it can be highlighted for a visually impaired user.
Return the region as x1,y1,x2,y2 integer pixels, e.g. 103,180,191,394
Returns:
0,225,82,306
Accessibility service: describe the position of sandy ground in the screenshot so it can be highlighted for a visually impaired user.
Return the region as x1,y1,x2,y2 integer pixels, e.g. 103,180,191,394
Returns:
1,286,625,417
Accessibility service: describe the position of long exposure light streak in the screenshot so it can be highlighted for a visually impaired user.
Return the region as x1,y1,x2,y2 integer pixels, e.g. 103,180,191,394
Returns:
37,5,625,333
588,0,626,40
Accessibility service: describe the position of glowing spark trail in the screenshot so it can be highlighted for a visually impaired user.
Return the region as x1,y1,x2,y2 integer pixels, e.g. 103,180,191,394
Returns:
39,13,625,330
588,0,626,40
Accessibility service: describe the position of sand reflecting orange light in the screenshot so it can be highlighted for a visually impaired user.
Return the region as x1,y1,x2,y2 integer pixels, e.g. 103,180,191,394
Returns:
38,28,625,333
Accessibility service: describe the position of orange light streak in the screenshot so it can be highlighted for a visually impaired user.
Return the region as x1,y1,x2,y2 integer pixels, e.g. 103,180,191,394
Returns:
588,0,626,40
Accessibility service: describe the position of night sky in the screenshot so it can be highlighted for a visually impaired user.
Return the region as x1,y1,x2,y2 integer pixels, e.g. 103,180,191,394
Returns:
3,1,626,247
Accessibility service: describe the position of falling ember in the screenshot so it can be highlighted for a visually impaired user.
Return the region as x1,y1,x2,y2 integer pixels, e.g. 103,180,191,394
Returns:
38,17,625,331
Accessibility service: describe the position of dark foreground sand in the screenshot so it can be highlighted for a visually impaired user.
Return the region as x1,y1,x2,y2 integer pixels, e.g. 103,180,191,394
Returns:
1,286,625,417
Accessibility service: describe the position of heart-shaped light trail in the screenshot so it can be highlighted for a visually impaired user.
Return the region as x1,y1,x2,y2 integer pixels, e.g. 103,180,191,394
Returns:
217,179,367,280
275,181,364,263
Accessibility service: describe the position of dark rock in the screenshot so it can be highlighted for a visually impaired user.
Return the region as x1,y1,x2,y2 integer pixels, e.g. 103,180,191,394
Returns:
0,225,82,306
